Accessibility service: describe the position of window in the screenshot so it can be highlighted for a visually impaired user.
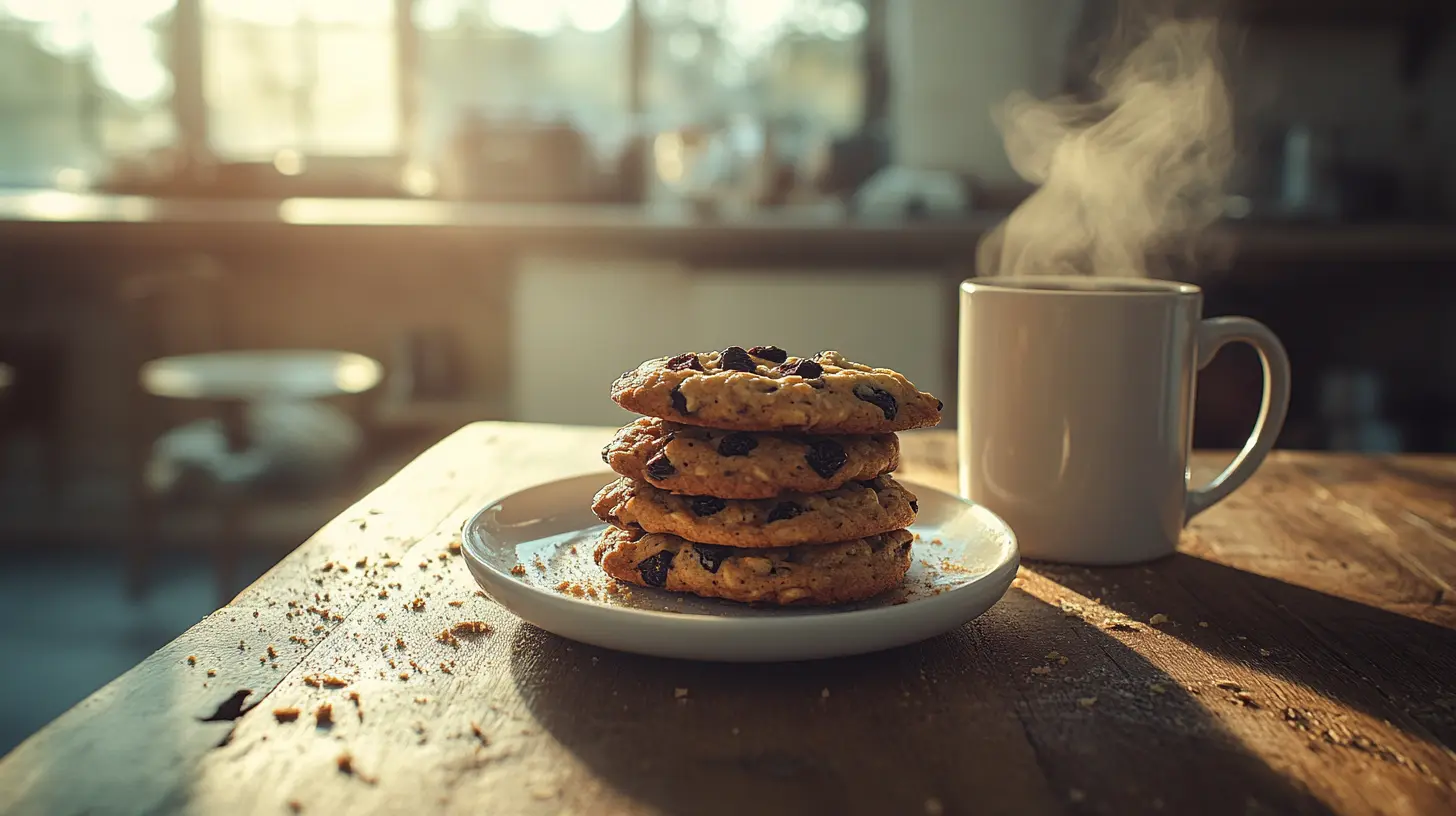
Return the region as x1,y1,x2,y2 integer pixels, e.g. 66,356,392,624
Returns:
0,0,176,186
0,0,874,190
201,0,399,160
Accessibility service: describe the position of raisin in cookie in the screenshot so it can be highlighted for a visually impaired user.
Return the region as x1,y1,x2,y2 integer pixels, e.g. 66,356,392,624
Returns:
594,526,913,605
611,346,942,433
602,417,900,500
592,474,918,548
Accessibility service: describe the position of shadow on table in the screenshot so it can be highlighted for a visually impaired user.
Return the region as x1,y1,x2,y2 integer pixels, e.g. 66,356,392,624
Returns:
1029,553,1456,752
509,588,1336,816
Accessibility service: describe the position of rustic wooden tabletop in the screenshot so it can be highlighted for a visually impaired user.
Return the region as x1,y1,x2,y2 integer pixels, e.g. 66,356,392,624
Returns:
3,423,1454,816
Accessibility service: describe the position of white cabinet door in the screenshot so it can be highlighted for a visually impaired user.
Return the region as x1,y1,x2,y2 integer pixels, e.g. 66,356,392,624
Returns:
511,257,952,426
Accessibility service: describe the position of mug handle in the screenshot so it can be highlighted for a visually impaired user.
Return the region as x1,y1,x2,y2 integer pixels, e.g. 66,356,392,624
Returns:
1185,316,1292,521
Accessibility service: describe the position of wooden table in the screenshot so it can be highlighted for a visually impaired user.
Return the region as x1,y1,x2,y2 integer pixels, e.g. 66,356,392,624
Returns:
3,423,1455,816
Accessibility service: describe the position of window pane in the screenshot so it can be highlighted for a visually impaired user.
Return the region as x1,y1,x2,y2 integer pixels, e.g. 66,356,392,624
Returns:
202,0,398,159
203,23,304,157
0,3,176,185
309,29,397,155
644,0,865,133
417,12,630,159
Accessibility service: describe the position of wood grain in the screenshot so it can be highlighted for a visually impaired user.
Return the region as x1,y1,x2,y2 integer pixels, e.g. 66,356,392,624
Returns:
2,425,1454,816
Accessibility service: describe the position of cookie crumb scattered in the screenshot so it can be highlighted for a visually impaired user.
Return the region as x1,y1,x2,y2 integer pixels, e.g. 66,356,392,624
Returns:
1148,683,1167,694
186,655,196,665
408,598,426,611
206,669,217,677
1198,621,1210,628
266,645,278,659
674,688,689,699
821,688,830,699
924,797,945,815
1077,697,1098,708
470,721,489,746
1149,613,1169,625
1259,648,1272,657
510,564,527,576
448,540,461,554
1030,666,1052,676
303,674,349,688
448,600,464,607
315,703,333,726
273,707,301,722
414,696,429,704
287,800,302,813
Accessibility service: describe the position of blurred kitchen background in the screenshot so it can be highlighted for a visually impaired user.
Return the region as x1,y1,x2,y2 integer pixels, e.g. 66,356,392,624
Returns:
0,0,1453,751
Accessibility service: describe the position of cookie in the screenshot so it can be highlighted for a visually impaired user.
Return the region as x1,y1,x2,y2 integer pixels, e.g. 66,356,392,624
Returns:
611,347,943,433
591,474,918,548
594,526,913,605
602,417,900,500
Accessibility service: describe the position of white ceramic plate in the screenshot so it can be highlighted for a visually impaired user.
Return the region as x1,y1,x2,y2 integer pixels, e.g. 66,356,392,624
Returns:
460,472,1019,662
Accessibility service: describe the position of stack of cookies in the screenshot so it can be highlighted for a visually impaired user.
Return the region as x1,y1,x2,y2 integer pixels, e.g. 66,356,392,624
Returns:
592,345,943,606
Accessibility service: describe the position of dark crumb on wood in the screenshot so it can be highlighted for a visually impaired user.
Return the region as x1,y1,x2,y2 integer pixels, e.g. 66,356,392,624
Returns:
206,669,217,677
409,598,426,611
399,672,410,680
322,562,334,572
303,674,349,688
448,540,462,554
273,707,301,722
335,752,377,784
448,600,464,607
383,560,400,567
186,655,196,665
315,703,334,726
510,564,527,576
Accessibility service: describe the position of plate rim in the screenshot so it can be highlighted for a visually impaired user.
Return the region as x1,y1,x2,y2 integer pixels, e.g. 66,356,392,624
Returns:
460,469,1020,630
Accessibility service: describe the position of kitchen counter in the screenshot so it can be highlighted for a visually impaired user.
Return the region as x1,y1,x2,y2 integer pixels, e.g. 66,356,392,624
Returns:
0,190,1453,267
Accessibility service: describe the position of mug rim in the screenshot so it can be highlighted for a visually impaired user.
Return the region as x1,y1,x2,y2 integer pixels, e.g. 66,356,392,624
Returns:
961,275,1201,297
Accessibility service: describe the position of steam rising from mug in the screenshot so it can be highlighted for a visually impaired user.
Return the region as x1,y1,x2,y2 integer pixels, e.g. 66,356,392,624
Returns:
977,15,1233,278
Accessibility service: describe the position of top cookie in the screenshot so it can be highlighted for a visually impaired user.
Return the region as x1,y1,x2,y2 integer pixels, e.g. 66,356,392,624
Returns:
611,346,943,433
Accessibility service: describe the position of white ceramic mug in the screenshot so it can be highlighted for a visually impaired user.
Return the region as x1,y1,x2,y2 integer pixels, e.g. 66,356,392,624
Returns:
957,276,1291,565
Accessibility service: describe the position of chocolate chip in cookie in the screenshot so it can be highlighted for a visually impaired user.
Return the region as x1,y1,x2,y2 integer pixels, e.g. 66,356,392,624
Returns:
645,453,676,480
690,496,726,517
717,432,758,457
853,384,898,420
747,345,788,364
637,550,674,587
693,544,732,574
666,353,704,372
720,346,756,372
669,386,689,415
910,500,919,513
777,358,823,379
767,501,803,523
805,439,848,479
